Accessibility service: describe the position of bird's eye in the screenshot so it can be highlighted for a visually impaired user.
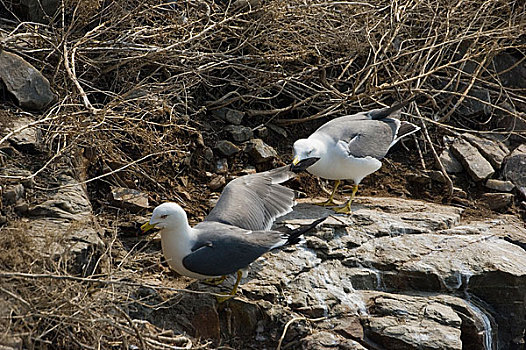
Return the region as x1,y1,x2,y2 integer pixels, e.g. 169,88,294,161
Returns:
160,214,168,219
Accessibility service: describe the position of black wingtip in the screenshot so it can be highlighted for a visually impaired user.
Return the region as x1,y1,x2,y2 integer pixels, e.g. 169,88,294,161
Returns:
285,216,328,245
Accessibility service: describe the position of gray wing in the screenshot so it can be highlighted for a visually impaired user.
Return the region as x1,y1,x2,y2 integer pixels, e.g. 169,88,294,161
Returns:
183,222,286,276
314,116,398,160
204,165,296,231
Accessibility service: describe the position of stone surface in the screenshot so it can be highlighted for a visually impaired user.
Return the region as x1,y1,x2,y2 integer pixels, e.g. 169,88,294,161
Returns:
0,51,55,110
6,117,42,153
480,192,514,211
462,133,509,168
110,187,149,212
438,148,464,173
450,138,494,181
13,172,104,275
3,184,24,205
504,153,526,188
485,179,515,192
18,0,59,22
244,138,278,163
213,108,244,125
208,175,226,190
225,125,253,142
214,140,240,157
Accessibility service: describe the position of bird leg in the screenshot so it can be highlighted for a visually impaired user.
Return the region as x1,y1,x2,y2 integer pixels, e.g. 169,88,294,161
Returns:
334,184,359,214
315,180,340,207
204,275,226,286
216,270,243,303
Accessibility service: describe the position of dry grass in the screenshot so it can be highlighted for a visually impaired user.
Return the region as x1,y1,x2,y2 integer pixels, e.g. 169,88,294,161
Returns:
0,0,525,348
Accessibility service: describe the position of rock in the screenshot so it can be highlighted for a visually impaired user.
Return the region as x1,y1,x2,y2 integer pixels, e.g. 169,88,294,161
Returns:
213,108,244,125
110,187,149,212
0,51,55,110
493,52,526,89
225,125,253,142
214,140,240,157
438,148,464,173
450,138,494,181
456,88,491,117
13,200,28,215
480,192,514,211
255,126,268,139
462,133,509,168
301,331,367,350
6,117,42,153
485,179,515,192
18,0,59,22
0,215,7,225
3,184,24,205
509,144,526,157
504,153,526,188
216,158,228,174
244,139,278,163
208,175,226,191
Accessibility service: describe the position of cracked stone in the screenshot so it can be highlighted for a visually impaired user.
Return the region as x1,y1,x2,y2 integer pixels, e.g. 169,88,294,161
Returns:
450,138,494,181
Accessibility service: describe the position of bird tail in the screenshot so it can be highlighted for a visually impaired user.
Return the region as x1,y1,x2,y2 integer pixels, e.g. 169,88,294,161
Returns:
368,96,418,120
284,217,327,245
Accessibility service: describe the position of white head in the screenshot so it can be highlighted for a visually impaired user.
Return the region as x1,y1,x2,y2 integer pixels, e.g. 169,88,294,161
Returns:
141,202,188,233
292,138,323,171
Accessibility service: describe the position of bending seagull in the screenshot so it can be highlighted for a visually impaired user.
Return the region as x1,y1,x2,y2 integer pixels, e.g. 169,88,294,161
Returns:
291,100,420,214
141,165,325,300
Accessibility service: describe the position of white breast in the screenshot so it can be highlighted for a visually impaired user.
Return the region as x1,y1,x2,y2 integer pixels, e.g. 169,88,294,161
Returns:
306,139,382,184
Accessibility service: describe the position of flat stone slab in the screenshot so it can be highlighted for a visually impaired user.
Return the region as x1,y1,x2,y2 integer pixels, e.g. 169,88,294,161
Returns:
462,133,509,168
450,138,494,181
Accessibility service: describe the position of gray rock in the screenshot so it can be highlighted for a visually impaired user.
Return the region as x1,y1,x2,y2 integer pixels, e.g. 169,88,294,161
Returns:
456,88,491,117
244,139,277,163
13,200,28,215
255,126,268,139
438,148,464,173
225,125,253,142
3,184,24,205
301,331,367,350
6,117,42,153
485,179,515,192
208,175,226,191
216,158,228,174
214,140,240,157
0,51,55,110
493,52,526,89
462,133,509,168
504,153,526,188
110,187,149,212
510,144,526,157
19,0,59,22
450,138,494,181
213,108,244,125
364,293,463,350
480,192,514,211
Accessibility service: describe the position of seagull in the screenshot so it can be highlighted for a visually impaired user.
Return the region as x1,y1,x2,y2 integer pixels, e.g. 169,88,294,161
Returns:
291,100,420,214
141,165,325,300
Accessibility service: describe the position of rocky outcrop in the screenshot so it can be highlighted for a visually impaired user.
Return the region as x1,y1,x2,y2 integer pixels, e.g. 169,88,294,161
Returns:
129,197,525,350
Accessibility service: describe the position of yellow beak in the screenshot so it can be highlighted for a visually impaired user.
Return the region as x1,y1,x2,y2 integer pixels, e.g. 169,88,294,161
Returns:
141,222,157,233
292,156,300,165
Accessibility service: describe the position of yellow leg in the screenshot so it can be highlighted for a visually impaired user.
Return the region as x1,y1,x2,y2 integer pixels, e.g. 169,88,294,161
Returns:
315,180,340,207
216,270,243,303
334,184,359,214
204,275,226,286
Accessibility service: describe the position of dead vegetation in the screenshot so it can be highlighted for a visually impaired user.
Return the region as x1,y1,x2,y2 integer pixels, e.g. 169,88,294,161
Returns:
0,0,525,348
